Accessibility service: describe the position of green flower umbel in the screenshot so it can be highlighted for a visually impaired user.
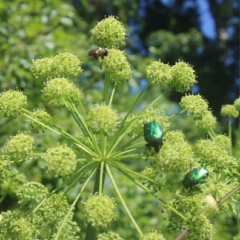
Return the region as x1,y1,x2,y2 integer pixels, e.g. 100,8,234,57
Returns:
4,133,35,164
221,104,239,118
84,194,116,228
0,90,27,118
171,61,197,92
97,232,123,240
101,49,132,84
91,16,126,48
45,145,77,177
145,60,172,86
42,78,83,106
86,104,119,135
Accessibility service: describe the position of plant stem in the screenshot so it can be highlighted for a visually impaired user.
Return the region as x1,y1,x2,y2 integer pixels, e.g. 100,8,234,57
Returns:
103,71,110,103
217,183,240,206
106,164,143,236
109,82,116,106
54,168,96,240
175,230,188,240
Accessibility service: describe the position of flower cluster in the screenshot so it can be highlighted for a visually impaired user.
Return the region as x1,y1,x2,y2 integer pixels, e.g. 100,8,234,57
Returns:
168,194,215,240
42,77,83,106
86,104,119,135
145,60,197,92
45,145,77,177
140,230,166,240
158,131,194,172
4,133,35,164
31,52,82,80
0,90,27,118
91,16,126,48
101,49,132,84
221,104,239,118
97,231,123,240
28,109,53,132
84,194,116,228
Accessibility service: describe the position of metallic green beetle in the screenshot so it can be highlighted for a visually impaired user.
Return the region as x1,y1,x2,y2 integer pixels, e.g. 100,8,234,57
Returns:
182,166,209,188
144,121,164,153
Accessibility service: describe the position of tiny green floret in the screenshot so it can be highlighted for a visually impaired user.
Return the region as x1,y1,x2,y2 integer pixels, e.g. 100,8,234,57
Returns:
45,145,77,177
84,194,116,229
101,49,132,84
0,90,27,118
182,166,209,188
42,77,83,106
171,61,197,93
221,104,239,118
91,16,126,48
145,60,172,86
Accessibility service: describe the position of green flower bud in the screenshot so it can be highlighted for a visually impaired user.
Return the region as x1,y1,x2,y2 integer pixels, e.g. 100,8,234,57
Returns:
101,49,132,84
16,182,49,208
204,194,219,219
4,133,34,164
158,131,194,172
52,52,82,78
180,94,209,119
140,231,166,240
0,211,34,240
31,53,82,80
195,111,217,130
28,109,52,132
91,16,126,48
0,90,27,118
233,98,240,111
171,61,197,93
145,60,172,86
86,104,119,135
42,78,83,106
221,104,239,118
45,145,77,177
97,231,123,240
84,194,116,228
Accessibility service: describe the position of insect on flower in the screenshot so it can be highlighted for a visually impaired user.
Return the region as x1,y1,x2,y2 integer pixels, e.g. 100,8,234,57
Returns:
144,121,164,153
88,48,108,59
182,166,209,189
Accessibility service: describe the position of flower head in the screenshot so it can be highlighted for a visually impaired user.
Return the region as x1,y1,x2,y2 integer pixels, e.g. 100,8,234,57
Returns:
171,61,197,92
101,49,131,84
195,111,217,130
0,90,27,118
84,194,116,228
42,77,83,106
233,98,240,111
221,104,238,118
158,131,194,172
45,145,77,177
28,109,52,132
145,60,172,86
4,133,34,164
91,16,126,48
86,104,119,135
180,94,209,119
31,53,82,80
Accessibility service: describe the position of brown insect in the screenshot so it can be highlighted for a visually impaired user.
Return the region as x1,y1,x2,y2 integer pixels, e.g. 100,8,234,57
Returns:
88,48,108,59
